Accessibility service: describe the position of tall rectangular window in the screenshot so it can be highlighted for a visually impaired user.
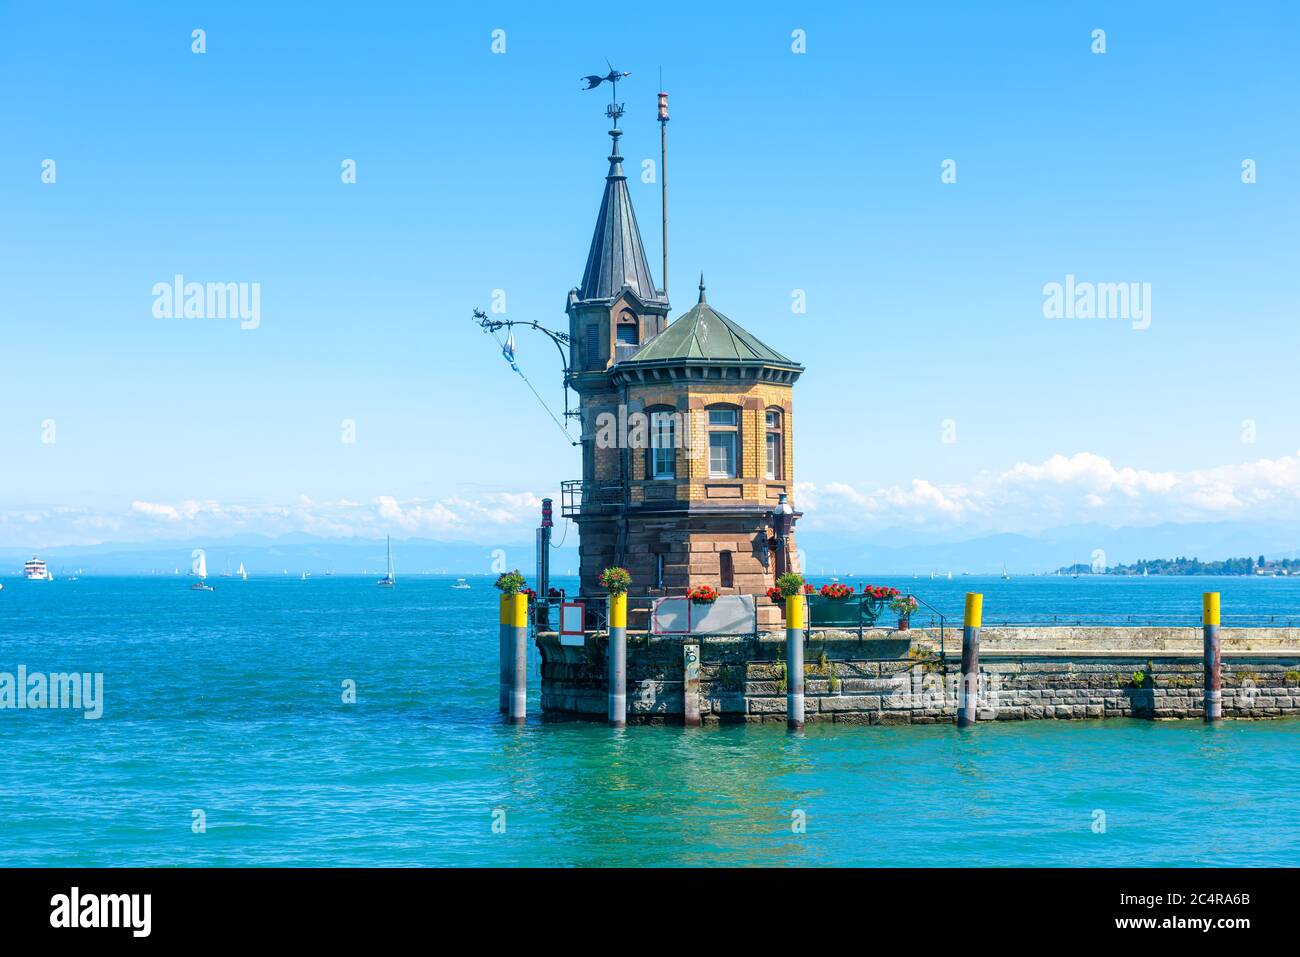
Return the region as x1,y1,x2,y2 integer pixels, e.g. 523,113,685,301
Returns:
719,550,734,588
586,325,600,366
709,433,736,478
654,553,665,590
650,411,676,479
765,409,782,480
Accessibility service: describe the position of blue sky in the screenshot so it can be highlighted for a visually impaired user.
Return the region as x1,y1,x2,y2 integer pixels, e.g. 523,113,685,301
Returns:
3,2,1300,546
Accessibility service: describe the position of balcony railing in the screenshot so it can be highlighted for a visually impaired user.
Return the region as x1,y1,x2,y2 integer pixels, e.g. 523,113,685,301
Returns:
560,479,626,517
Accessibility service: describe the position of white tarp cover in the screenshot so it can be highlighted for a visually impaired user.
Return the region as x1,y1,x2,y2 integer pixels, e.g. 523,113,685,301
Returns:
651,595,756,635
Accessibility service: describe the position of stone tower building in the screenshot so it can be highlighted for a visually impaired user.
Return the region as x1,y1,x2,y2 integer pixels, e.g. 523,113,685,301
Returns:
563,119,803,626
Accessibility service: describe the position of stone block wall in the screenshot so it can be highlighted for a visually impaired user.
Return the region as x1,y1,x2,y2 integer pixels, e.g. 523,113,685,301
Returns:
536,629,1300,724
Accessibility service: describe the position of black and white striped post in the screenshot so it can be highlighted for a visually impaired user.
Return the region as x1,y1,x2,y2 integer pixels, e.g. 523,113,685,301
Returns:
608,592,627,727
956,592,983,728
786,594,805,730
1203,591,1222,723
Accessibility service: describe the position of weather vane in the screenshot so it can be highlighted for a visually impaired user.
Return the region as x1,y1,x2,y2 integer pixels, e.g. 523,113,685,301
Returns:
581,59,631,123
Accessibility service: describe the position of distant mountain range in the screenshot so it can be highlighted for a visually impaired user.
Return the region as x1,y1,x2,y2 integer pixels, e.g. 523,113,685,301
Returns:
3,520,1298,577
795,521,1300,575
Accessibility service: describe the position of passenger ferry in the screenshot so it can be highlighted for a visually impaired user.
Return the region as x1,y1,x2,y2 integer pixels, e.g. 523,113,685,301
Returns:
24,556,50,580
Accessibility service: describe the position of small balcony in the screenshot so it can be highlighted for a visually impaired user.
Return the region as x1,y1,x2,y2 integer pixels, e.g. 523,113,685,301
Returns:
560,479,626,517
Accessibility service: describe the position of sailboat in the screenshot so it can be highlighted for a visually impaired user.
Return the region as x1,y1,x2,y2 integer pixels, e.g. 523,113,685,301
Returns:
220,560,232,578
1001,563,1010,581
377,536,395,587
238,562,248,581
191,552,214,591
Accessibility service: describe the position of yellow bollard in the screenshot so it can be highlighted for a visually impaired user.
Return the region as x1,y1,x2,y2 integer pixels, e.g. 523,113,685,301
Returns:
508,592,529,725
957,592,983,727
1203,592,1221,722
499,595,510,713
608,593,627,727
785,594,806,729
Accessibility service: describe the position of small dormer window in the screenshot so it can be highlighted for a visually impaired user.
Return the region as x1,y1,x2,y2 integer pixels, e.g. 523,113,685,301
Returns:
616,311,639,346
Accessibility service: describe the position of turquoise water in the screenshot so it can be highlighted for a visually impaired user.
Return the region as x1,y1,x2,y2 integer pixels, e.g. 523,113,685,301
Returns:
0,574,1297,866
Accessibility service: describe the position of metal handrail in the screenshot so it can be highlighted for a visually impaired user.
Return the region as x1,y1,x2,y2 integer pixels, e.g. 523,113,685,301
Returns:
907,592,948,663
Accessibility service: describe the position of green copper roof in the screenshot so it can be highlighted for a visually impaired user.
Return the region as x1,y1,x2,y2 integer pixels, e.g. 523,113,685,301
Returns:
621,276,799,367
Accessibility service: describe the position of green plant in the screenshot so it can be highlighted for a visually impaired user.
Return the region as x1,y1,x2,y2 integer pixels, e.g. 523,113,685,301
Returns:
1129,671,1146,688
598,566,631,594
905,646,944,673
1284,670,1300,683
774,572,805,599
827,662,841,694
775,661,787,694
494,569,526,595
889,594,919,617
817,649,829,673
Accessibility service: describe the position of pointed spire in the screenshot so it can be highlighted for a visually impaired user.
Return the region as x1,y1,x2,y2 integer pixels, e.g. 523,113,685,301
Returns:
698,273,707,304
577,127,667,305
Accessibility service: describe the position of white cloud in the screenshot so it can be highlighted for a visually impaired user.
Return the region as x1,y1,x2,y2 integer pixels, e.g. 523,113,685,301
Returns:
800,450,1300,532
3,491,547,548
13,451,1300,546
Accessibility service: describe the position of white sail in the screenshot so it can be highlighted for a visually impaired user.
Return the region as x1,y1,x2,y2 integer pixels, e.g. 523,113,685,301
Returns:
377,536,396,586
195,552,208,579
238,562,247,580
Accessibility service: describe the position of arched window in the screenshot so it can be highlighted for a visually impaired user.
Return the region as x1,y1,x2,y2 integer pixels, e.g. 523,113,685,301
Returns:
707,404,739,478
646,405,676,480
765,408,783,480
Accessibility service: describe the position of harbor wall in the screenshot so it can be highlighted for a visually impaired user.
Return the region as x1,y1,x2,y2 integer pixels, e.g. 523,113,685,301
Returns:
536,627,1300,724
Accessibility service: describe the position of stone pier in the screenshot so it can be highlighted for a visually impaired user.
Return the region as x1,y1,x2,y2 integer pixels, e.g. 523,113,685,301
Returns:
536,626,1300,724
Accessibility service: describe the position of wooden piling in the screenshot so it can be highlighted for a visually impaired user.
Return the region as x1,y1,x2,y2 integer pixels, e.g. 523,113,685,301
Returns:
786,595,805,730
608,593,627,727
956,592,983,728
1203,591,1222,723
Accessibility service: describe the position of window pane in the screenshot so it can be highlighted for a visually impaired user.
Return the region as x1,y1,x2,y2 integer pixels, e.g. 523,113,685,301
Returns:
616,323,638,345
652,445,675,479
766,433,778,480
650,412,675,479
766,410,779,429
709,433,736,477
708,408,737,426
